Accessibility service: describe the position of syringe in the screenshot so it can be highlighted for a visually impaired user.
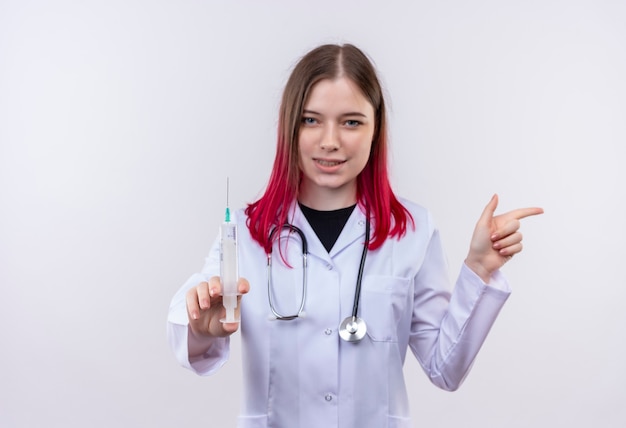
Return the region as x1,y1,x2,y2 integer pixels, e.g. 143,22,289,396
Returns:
219,177,240,323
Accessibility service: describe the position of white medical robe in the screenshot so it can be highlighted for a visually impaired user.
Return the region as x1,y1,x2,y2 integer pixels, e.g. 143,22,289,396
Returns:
167,199,510,427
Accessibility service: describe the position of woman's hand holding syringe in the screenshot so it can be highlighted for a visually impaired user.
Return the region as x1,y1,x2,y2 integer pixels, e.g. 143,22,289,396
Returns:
187,178,248,353
186,277,249,357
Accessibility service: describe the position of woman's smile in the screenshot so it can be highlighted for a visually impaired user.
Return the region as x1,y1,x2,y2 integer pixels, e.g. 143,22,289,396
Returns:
314,158,346,168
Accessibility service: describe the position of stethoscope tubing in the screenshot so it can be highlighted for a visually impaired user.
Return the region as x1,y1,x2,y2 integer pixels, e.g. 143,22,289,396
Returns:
266,213,370,342
267,224,308,321
350,216,370,319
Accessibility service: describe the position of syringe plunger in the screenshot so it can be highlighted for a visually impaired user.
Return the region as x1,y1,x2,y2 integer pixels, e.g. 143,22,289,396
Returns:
222,295,237,323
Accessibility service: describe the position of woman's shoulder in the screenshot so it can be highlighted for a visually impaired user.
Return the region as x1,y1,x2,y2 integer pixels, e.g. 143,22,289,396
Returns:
397,196,432,225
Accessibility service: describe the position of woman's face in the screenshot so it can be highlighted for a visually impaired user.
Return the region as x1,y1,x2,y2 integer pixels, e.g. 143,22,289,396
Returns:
297,77,375,210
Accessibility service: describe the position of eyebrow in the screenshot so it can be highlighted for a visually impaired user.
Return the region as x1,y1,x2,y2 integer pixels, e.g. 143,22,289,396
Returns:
302,109,368,118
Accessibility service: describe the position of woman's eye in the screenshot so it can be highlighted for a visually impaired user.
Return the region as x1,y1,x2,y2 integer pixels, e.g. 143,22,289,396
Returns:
302,117,317,125
345,120,361,127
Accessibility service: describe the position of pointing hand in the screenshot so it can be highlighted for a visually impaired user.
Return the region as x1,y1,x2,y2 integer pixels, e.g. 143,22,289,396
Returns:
465,194,543,283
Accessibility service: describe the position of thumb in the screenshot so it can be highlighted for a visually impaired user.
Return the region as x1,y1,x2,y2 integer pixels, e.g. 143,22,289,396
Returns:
478,194,498,224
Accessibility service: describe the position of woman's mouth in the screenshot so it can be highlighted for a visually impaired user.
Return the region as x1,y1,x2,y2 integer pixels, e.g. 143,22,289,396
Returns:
315,159,345,167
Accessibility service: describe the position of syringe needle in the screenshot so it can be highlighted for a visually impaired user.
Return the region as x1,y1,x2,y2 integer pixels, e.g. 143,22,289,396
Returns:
225,177,231,223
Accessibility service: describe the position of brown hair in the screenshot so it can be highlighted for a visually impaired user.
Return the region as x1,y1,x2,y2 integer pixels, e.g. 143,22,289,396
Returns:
246,44,413,252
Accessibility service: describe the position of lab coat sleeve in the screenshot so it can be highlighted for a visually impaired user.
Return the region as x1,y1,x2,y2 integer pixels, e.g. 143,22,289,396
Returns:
166,242,230,376
409,228,510,391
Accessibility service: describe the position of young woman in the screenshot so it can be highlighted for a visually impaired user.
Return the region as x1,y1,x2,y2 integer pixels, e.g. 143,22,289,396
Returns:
167,44,543,427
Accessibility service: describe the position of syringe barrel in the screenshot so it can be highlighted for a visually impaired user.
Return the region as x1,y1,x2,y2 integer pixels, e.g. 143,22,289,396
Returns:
220,222,239,298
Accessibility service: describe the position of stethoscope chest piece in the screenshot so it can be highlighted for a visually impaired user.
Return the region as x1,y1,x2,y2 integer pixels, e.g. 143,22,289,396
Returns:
339,316,367,342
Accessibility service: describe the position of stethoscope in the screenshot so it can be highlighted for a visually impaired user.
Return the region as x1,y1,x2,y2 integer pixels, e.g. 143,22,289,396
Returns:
266,217,370,343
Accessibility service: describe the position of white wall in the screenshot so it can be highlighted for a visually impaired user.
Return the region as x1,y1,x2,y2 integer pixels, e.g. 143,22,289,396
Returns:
1,1,625,427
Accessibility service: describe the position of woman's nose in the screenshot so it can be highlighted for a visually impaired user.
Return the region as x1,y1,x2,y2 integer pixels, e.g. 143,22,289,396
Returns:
319,124,339,151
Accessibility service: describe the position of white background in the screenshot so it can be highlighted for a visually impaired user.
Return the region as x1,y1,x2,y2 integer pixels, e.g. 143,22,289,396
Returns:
1,1,625,427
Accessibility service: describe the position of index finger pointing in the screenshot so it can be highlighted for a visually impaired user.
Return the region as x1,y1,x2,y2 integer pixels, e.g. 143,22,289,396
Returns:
506,207,544,220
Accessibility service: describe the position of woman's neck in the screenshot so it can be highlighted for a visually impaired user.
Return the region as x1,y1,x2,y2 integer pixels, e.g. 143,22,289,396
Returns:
298,182,357,211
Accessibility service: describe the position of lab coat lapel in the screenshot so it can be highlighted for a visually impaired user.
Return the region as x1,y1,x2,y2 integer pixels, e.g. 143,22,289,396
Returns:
290,204,330,263
329,205,368,258
289,204,367,261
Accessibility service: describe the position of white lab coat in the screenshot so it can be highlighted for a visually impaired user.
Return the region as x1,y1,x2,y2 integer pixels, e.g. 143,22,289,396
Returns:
167,199,510,428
